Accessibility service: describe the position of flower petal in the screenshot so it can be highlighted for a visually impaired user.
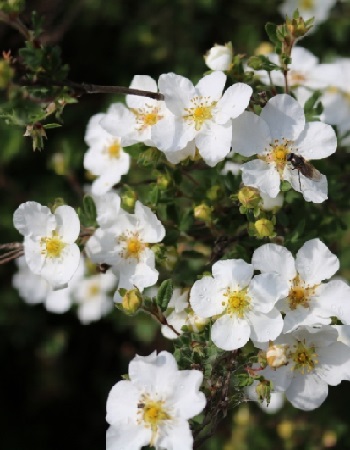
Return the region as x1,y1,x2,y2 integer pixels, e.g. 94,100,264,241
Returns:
196,71,226,100
285,373,328,410
317,280,350,324
55,205,80,242
106,424,151,450
212,259,254,290
260,94,305,141
296,238,339,285
252,243,296,281
249,273,289,313
248,307,283,342
195,121,232,166
13,201,55,237
158,73,195,115
241,159,281,197
295,121,337,160
211,315,251,350
215,82,252,123
190,276,225,318
231,111,271,157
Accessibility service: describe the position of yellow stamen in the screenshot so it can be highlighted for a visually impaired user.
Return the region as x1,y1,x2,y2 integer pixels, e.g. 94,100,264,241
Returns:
184,97,216,131
131,106,163,132
288,275,318,310
290,340,318,374
41,233,66,258
138,396,171,446
119,233,146,260
107,141,121,159
223,288,251,318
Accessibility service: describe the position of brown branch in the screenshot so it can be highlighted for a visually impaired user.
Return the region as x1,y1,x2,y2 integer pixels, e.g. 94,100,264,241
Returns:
0,11,31,40
19,78,165,101
0,243,24,264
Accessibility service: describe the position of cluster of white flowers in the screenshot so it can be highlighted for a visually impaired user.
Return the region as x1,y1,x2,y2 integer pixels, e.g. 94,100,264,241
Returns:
13,253,116,323
86,191,165,298
9,23,350,448
187,238,350,411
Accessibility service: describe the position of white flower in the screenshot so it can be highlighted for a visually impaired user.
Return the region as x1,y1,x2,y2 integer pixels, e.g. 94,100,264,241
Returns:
101,75,173,148
260,192,284,211
106,351,206,450
13,202,81,289
279,0,336,27
73,271,116,324
259,326,350,410
152,71,253,166
314,58,350,144
161,288,209,339
204,42,233,71
232,94,337,203
252,239,350,332
86,193,165,294
84,113,130,195
255,47,320,88
189,259,288,350
13,254,85,314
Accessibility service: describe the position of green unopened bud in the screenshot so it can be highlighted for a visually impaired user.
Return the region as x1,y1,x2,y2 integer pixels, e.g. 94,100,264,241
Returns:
206,185,221,201
51,152,68,176
255,379,272,405
285,13,314,39
157,173,170,189
24,123,47,151
254,218,275,238
194,203,212,222
121,188,137,211
238,186,261,209
0,59,14,89
120,288,143,314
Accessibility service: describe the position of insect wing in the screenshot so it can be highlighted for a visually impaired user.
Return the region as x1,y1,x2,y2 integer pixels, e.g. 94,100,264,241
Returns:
300,161,322,181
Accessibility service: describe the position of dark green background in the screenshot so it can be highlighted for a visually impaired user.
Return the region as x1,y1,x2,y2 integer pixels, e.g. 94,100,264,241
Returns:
1,1,350,449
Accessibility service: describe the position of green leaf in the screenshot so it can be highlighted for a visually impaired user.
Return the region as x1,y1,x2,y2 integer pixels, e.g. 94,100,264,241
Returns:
43,123,62,129
156,279,174,311
265,22,278,44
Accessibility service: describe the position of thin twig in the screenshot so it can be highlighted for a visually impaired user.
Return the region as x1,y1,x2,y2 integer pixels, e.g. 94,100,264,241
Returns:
19,78,165,101
0,11,31,40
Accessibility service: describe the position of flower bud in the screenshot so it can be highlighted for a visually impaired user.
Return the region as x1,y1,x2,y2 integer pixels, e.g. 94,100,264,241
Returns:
206,185,221,201
24,123,47,151
194,203,212,223
266,343,288,368
157,173,170,189
254,218,275,238
121,188,137,211
163,246,178,271
204,42,232,71
121,288,143,314
255,380,272,404
238,186,261,209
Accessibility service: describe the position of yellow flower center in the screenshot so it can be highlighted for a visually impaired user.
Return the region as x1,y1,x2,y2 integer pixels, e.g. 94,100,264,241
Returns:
299,0,314,11
131,105,163,132
88,283,100,297
262,139,292,176
288,276,318,310
107,141,121,159
289,70,306,86
184,97,216,131
138,396,171,446
290,340,318,374
41,232,66,258
119,232,146,260
223,288,251,318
